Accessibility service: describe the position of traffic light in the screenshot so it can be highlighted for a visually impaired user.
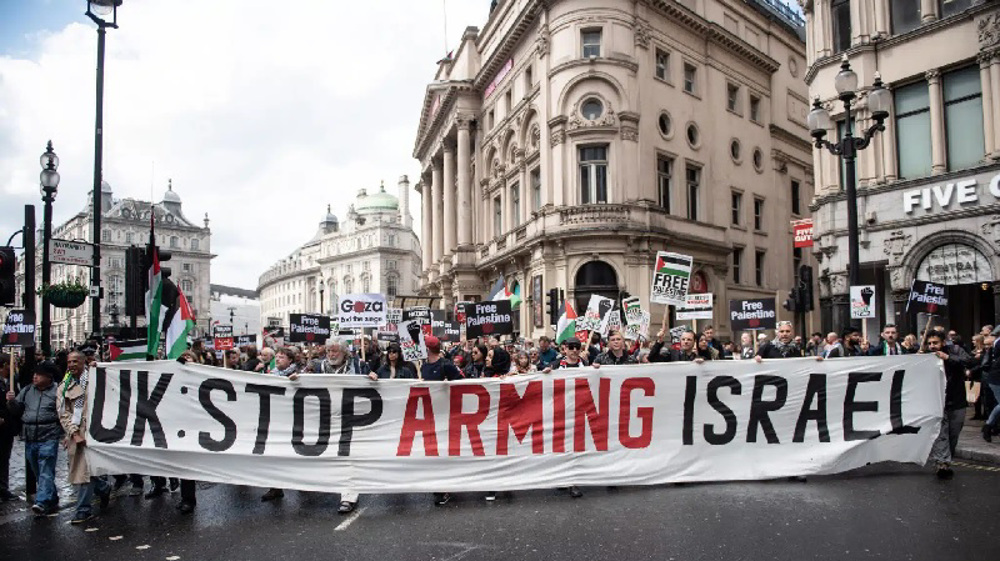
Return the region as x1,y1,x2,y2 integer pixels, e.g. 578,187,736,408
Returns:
783,288,800,313
546,288,559,326
0,246,16,306
799,265,814,312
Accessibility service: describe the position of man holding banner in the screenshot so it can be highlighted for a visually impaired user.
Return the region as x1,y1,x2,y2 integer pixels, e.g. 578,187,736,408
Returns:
923,329,977,479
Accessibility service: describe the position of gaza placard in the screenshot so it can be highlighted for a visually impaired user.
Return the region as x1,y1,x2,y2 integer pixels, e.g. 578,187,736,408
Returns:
338,293,388,328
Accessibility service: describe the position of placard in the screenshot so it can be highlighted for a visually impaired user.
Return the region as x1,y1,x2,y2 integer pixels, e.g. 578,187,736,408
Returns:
3,310,36,348
235,334,258,347
338,293,387,328
289,313,332,343
213,325,234,351
906,280,948,315
398,319,427,361
604,310,623,336
580,295,615,332
465,300,514,339
676,293,714,321
728,298,777,331
650,251,693,305
623,310,650,341
623,296,644,326
850,285,877,319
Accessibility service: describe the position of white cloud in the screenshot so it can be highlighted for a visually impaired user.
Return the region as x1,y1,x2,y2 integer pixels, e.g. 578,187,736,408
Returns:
0,0,485,288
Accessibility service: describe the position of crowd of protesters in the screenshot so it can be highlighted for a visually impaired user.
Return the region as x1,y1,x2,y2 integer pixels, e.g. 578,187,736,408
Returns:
1,320,998,524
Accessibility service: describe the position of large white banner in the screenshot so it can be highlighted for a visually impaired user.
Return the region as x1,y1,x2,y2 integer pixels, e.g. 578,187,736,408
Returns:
85,356,944,493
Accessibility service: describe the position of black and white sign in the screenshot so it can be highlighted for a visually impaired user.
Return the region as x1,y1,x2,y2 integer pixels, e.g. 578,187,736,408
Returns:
677,294,713,321
398,319,427,361
50,239,95,267
850,285,877,320
235,334,258,347
650,251,693,305
465,300,514,339
431,310,460,342
289,314,332,343
338,293,388,328
403,306,432,336
3,310,35,348
906,280,949,315
728,298,777,331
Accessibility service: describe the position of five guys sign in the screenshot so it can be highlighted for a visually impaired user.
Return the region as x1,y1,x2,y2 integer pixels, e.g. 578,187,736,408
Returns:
84,357,944,493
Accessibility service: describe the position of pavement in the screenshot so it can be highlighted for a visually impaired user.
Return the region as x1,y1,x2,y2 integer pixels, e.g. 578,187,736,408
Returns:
954,411,1000,464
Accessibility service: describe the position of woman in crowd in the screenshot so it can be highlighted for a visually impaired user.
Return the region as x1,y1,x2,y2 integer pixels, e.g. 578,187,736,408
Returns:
376,344,417,379
697,334,719,361
510,351,536,375
901,334,919,354
463,344,489,378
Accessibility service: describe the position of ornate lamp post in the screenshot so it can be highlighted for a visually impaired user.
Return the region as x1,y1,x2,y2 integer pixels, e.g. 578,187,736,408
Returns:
85,0,122,337
39,141,60,357
807,55,892,327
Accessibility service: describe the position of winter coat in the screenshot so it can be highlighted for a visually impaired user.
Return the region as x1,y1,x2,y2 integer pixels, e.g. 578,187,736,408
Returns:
648,341,700,362
56,371,93,485
9,383,61,442
938,344,977,411
593,350,637,366
376,362,418,379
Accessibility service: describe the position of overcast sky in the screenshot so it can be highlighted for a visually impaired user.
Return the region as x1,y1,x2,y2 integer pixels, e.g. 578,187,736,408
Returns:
0,0,484,289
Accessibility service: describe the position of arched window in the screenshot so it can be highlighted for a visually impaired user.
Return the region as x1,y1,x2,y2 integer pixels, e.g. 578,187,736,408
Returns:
386,276,398,299
574,260,618,313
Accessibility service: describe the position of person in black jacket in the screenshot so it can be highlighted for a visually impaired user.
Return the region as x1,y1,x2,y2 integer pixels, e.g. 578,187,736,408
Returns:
868,324,905,356
981,327,1000,441
826,326,865,358
649,329,704,363
923,329,977,479
376,344,417,379
6,361,62,516
0,361,19,502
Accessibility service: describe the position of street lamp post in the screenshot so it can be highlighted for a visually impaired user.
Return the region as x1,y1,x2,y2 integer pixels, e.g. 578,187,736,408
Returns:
319,283,325,315
39,141,60,357
85,0,122,338
807,55,891,327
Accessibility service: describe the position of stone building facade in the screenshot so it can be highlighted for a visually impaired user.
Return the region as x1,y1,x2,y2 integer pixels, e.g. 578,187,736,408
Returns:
803,0,1000,336
414,0,815,340
256,178,422,329
15,180,214,348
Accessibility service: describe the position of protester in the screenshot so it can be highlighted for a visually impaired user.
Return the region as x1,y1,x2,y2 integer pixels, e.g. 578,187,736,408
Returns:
7,361,61,516
536,336,559,370
737,332,755,360
256,347,275,373
57,351,112,524
696,334,719,361
593,331,636,366
510,351,537,375
242,346,261,372
702,325,724,356
649,329,703,363
0,360,17,502
316,341,366,374
823,332,840,355
463,344,488,378
805,332,825,356
419,335,463,506
825,326,864,358
922,329,976,479
755,322,807,360
869,324,904,356
901,333,919,354
545,339,589,371
376,343,417,379
980,326,1000,442
484,345,512,377
261,347,299,501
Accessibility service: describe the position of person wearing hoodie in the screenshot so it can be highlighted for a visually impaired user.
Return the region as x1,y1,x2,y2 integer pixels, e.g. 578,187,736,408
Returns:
922,329,977,479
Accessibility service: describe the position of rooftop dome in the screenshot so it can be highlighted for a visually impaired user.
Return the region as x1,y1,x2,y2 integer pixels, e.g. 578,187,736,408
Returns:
101,180,113,193
163,179,181,203
355,182,398,214
320,204,338,225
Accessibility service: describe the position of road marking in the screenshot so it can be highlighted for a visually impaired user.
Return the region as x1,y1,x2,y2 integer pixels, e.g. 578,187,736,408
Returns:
953,461,1000,472
334,506,366,531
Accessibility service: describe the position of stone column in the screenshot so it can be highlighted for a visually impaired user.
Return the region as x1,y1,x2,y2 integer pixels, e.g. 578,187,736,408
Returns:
457,120,473,246
883,85,899,181
926,69,947,174
980,52,996,157
920,0,937,23
443,143,456,261
419,176,431,275
431,158,444,266
991,53,1000,159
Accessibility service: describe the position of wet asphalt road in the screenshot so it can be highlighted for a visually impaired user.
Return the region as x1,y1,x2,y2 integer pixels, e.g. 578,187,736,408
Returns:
2,462,1000,561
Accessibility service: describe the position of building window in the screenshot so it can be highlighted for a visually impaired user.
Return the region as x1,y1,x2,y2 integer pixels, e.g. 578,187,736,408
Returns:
505,89,513,115
182,263,191,273
657,155,673,212
362,277,371,293
170,236,179,249
581,29,601,58
191,238,199,251
493,196,503,236
755,250,765,287
944,65,985,171
581,98,604,120
727,83,740,113
579,145,608,204
387,260,397,270
749,95,761,122
895,81,932,179
658,112,672,137
683,63,697,94
655,49,669,80
731,191,743,226
752,148,764,172
686,123,700,148
510,182,521,228
791,180,801,215
386,276,398,299
363,261,370,271
531,168,541,210
831,0,852,53
939,0,971,19
102,230,111,242
891,0,922,34
125,232,133,244
753,198,764,230
181,279,193,293
488,109,495,130
525,66,533,90
685,164,700,221
730,139,742,162
732,247,743,284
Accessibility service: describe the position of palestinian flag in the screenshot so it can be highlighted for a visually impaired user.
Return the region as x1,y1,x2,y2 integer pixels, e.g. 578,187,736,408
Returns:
145,245,163,358
555,299,578,345
109,339,148,362
654,252,693,278
165,288,196,359
487,274,507,301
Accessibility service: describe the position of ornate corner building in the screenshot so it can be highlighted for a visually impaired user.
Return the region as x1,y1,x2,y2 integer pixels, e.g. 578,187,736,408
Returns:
803,0,1000,336
256,178,422,329
413,0,815,340
15,180,214,347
